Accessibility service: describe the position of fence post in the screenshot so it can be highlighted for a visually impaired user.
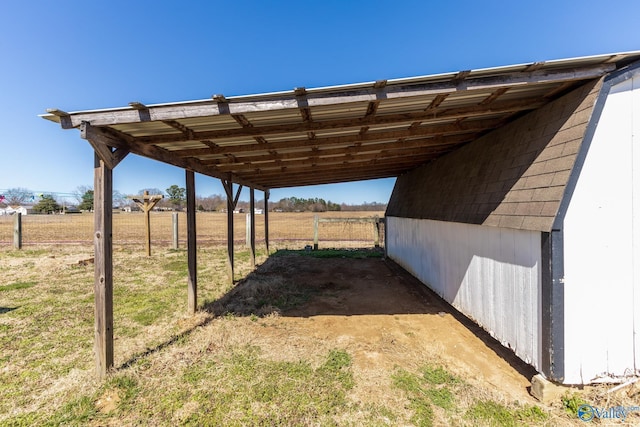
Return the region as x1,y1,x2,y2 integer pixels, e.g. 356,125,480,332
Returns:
246,213,251,248
172,212,179,249
313,215,319,250
13,213,22,249
374,216,380,248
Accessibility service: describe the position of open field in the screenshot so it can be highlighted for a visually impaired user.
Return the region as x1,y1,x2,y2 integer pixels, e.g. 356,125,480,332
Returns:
0,211,385,249
2,244,638,425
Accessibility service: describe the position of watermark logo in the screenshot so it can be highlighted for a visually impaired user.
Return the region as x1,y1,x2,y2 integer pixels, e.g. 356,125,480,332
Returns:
577,405,595,421
577,404,640,422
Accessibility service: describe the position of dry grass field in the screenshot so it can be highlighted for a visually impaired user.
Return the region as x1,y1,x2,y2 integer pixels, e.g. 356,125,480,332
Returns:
1,215,638,425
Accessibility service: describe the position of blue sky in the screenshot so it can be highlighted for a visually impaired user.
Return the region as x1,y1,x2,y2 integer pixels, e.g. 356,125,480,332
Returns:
1,1,639,204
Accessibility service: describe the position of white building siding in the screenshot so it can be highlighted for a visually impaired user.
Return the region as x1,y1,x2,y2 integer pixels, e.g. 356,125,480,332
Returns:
563,74,640,384
387,217,542,370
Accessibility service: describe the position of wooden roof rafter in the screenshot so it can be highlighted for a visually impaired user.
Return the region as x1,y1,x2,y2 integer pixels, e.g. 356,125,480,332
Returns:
176,118,499,158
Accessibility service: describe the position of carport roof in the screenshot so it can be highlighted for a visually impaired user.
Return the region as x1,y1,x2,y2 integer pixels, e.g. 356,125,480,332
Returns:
42,51,640,191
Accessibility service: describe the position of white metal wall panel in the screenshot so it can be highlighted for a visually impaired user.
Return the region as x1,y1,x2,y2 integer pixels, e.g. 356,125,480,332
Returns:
386,217,542,370
563,75,639,384
634,75,640,373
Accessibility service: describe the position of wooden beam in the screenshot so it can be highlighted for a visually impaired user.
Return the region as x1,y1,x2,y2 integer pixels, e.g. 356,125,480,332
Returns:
162,120,195,140
241,152,439,179
46,108,69,117
222,179,234,284
233,185,243,210
45,108,72,128
214,139,458,165
94,125,265,190
246,165,432,188
249,188,256,268
209,134,464,174
136,98,536,146
81,122,130,169
257,170,402,188
232,114,253,127
179,117,499,159
186,170,197,313
264,189,270,253
93,153,114,379
479,88,510,105
129,102,147,110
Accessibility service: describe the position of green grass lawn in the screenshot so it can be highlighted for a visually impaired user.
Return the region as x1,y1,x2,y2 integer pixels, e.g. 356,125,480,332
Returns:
0,246,614,426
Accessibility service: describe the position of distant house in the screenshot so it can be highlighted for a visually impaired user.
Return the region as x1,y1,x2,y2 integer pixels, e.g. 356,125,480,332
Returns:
121,205,141,213
0,206,33,216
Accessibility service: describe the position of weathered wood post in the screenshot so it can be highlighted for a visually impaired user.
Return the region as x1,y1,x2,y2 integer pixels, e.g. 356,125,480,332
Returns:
81,122,130,379
172,212,179,249
94,154,113,379
374,216,380,248
264,189,270,254
186,170,197,313
249,187,256,267
313,215,319,250
13,212,22,249
222,179,242,284
130,191,163,256
245,213,251,248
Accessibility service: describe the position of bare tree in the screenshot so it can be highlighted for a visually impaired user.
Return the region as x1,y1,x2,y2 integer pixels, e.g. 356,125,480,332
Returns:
74,185,93,204
196,194,225,211
3,188,33,205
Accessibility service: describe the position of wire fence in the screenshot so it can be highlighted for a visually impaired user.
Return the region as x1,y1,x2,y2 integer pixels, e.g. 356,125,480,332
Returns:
0,211,385,251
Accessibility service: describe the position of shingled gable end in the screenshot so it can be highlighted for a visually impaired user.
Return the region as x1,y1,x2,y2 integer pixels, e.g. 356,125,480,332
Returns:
386,78,602,232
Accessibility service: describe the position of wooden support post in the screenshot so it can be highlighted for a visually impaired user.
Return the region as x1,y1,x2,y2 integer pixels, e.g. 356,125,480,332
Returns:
222,179,243,284
13,212,22,250
374,216,380,248
94,154,114,379
186,170,197,313
264,189,270,254
249,187,256,267
130,191,163,256
82,126,129,379
172,212,179,250
245,214,251,248
384,217,388,258
227,200,234,283
222,179,235,284
313,214,319,250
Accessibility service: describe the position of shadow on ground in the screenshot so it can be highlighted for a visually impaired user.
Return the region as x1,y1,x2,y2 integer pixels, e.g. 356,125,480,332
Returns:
203,249,538,382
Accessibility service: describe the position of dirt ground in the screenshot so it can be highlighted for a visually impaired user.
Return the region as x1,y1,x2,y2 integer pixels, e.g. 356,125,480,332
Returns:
229,252,539,405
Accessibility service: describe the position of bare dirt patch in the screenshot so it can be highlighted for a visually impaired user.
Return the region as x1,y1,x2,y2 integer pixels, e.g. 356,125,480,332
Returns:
212,251,538,405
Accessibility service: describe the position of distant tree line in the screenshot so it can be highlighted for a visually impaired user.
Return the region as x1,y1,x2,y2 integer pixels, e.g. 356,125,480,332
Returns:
339,201,387,212
1,185,386,213
268,197,341,212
